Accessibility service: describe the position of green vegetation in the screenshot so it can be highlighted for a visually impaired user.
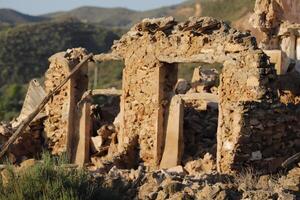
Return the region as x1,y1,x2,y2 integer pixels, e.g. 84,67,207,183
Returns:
0,19,119,86
43,0,256,28
0,0,257,121
89,61,124,89
199,0,255,23
0,9,46,25
0,84,27,121
0,153,120,200
0,19,120,121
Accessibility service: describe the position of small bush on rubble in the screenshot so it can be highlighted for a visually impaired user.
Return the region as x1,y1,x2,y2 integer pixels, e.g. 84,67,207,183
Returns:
0,152,121,200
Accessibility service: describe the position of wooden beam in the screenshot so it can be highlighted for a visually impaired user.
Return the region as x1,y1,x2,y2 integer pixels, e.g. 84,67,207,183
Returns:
93,53,123,62
160,95,184,169
0,53,93,159
74,101,91,166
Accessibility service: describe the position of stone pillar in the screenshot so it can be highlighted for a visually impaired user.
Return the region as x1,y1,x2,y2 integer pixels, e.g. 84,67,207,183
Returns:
280,35,296,68
297,37,300,60
119,56,177,167
73,101,91,166
296,37,300,71
160,95,184,169
264,50,287,74
44,49,89,159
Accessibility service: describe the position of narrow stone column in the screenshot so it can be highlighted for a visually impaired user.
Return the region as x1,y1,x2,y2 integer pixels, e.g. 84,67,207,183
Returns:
44,49,89,159
119,55,177,167
297,37,300,60
160,95,184,169
281,35,296,60
73,101,91,166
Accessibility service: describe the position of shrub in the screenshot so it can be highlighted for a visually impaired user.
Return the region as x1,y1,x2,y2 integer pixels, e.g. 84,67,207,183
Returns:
0,152,121,200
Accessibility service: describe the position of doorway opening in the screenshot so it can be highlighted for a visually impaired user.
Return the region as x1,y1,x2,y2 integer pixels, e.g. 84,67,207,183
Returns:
175,62,223,166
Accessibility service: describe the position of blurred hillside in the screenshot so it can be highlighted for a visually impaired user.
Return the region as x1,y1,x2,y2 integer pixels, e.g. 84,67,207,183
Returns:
0,0,255,28
0,0,257,121
0,19,120,120
0,8,47,25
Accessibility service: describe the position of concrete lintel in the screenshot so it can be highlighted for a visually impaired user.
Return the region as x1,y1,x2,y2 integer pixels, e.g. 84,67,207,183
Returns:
74,102,91,166
264,50,287,75
160,95,184,169
179,93,219,108
93,53,123,62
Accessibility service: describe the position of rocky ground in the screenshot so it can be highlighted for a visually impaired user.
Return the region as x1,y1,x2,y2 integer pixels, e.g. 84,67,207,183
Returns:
91,162,300,200
1,65,299,199
0,155,299,200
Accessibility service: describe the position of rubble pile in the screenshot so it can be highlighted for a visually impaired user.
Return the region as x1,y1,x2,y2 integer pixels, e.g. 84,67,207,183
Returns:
0,121,43,163
89,163,300,200
190,67,219,94
90,124,118,157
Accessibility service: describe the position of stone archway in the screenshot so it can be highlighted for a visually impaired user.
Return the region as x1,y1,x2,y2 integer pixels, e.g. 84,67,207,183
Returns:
112,17,278,173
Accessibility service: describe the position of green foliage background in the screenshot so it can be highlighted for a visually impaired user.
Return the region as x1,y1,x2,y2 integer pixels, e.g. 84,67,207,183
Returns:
0,0,256,121
0,20,120,121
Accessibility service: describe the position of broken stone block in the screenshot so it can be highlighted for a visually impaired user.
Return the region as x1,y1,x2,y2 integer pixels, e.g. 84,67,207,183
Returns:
90,136,104,153
160,96,184,169
251,151,262,161
97,125,114,139
184,153,215,175
191,67,219,93
15,159,36,173
175,79,191,94
166,166,187,176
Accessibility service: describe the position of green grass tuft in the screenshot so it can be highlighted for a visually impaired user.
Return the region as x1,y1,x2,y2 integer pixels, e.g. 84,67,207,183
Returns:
0,152,121,200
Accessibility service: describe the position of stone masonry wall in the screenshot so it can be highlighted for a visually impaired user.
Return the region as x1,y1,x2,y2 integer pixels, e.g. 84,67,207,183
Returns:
113,18,274,170
232,102,300,173
118,49,177,166
44,48,88,155
112,16,299,173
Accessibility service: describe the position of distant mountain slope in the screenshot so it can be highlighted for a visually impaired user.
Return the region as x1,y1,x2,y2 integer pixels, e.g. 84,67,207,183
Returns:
0,9,46,24
0,19,120,120
45,6,137,27
0,19,120,86
0,0,256,28
0,0,257,120
45,0,255,28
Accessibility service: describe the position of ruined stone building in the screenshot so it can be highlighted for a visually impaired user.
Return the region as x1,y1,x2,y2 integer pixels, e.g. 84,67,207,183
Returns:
27,15,296,175
0,0,300,177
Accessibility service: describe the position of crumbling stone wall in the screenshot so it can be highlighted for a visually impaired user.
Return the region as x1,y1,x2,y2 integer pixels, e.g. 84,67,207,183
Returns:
250,0,300,43
250,0,300,73
235,102,300,172
44,48,88,156
118,56,177,166
112,16,281,172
